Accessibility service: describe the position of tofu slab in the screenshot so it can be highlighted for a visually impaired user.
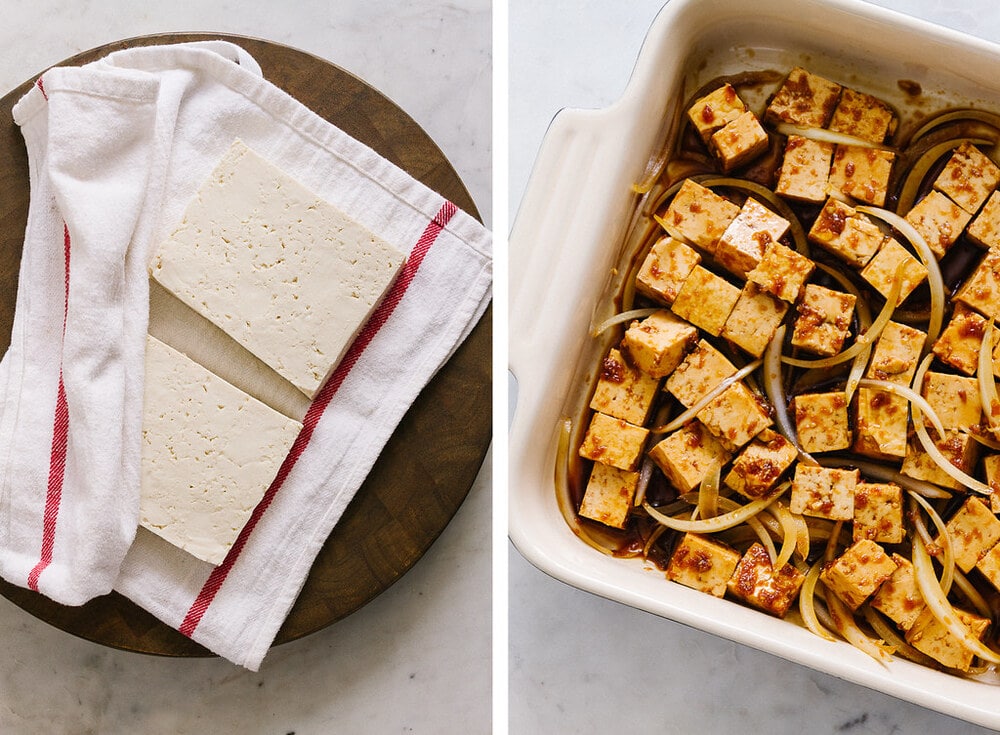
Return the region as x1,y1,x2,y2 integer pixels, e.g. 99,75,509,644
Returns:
152,140,407,399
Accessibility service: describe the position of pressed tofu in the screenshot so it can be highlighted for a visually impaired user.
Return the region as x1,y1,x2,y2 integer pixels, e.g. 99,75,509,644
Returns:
579,463,640,529
720,283,789,357
820,539,897,611
937,496,1000,573
967,191,1000,249
922,371,982,431
667,533,742,597
975,541,1000,592
776,136,834,204
955,248,1000,320
139,336,303,566
829,146,895,207
866,321,926,384
745,242,815,303
648,421,731,493
695,381,772,451
789,464,858,521
906,606,990,672
765,67,842,128
985,455,1000,513
622,310,699,378
931,304,989,376
827,88,895,143
665,339,737,409
716,198,790,278
871,554,926,631
687,83,747,143
726,542,806,618
710,110,769,173
933,142,1000,215
589,348,661,425
901,431,979,492
578,412,649,471
661,179,740,254
904,190,972,259
671,266,741,336
635,236,702,305
859,238,927,306
152,140,406,399
853,482,904,544
724,429,798,500
790,284,856,356
807,198,883,268
793,391,851,453
853,386,909,459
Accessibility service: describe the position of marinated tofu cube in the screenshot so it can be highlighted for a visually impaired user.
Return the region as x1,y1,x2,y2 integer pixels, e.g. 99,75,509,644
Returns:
746,242,815,303
696,381,772,451
922,371,982,431
710,110,769,173
829,146,895,207
661,179,741,254
765,67,842,128
859,237,928,306
933,141,1000,215
776,135,834,204
793,391,851,453
724,429,798,500
622,310,699,378
901,431,979,492
906,605,990,672
635,236,702,305
665,339,737,409
579,463,640,529
671,266,741,337
721,283,789,358
726,542,806,618
955,248,1000,320
984,455,1000,513
667,533,742,597
589,348,661,425
686,83,747,143
866,321,927,385
828,88,896,143
808,198,884,268
648,421,731,492
967,190,1000,249
976,540,1000,593
931,304,989,376
904,190,972,259
820,539,897,611
853,386,908,459
853,482,904,544
716,198,791,278
937,496,1000,573
790,283,856,356
789,464,858,521
871,554,926,631
578,412,649,472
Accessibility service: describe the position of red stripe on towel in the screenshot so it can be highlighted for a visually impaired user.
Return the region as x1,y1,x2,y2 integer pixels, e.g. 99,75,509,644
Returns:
35,77,48,101
27,223,72,591
179,201,458,638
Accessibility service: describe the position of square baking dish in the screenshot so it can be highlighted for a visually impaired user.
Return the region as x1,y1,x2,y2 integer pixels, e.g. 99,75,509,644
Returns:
509,0,1000,727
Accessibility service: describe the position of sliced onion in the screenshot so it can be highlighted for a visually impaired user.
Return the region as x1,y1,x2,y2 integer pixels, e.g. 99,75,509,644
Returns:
775,122,895,152
764,326,818,465
642,488,783,533
909,491,954,595
857,378,946,437
800,560,837,642
697,459,722,520
770,501,800,571
979,317,1000,438
652,358,763,434
642,523,668,558
591,308,660,338
954,567,993,620
554,419,616,557
633,456,655,509
818,456,952,499
908,109,1000,145
824,582,894,664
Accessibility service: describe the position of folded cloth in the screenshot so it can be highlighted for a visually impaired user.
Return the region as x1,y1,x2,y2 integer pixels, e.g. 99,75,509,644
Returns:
3,41,491,668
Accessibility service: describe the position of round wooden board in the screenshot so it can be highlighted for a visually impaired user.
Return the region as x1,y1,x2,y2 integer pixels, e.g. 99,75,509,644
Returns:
0,34,491,656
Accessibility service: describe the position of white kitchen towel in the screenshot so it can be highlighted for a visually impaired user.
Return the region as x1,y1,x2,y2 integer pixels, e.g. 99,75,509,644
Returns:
5,41,491,667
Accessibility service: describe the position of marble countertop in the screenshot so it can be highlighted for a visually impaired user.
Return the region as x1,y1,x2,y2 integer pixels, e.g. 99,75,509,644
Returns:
508,1,1000,734
0,2,490,734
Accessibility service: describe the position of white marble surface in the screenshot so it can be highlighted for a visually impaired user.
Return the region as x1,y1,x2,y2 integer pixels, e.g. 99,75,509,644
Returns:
0,2,491,734
508,1,1000,734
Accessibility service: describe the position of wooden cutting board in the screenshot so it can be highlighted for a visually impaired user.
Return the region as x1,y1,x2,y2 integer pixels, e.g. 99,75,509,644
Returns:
0,33,491,656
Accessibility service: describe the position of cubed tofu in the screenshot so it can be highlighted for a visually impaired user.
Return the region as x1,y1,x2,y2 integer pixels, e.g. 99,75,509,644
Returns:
933,141,1000,215
790,283,856,356
871,554,926,631
590,348,661,425
866,321,927,384
716,198,791,278
859,237,928,306
922,371,982,431
955,248,1000,320
720,283,789,357
724,429,798,499
853,482,904,544
667,533,742,597
794,391,851,453
789,464,858,521
984,455,1000,513
765,67,842,128
635,236,702,305
975,540,1000,593
827,88,895,143
829,146,895,207
906,605,990,672
776,135,834,204
901,431,979,492
967,191,1000,249
687,83,747,143
853,387,909,459
904,190,972,259
931,304,989,376
696,381,772,451
665,339,737,409
578,412,649,472
727,542,806,618
671,266,741,337
745,242,815,303
710,110,769,173
579,463,640,529
808,198,884,268
820,539,898,610
622,310,699,378
648,421,731,492
661,179,741,254
937,496,1000,573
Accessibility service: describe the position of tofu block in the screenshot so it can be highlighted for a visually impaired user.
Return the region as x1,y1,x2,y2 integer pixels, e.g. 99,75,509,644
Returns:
937,496,1000,573
765,67,842,128
904,190,972,259
622,310,699,378
776,135,834,204
635,236,702,305
871,554,926,631
665,339,737,409
710,110,769,173
724,429,798,500
745,242,815,303
866,321,927,384
967,190,1000,249
579,463,640,529
829,146,895,207
671,266,741,337
589,348,661,425
695,382,772,451
930,305,989,376
140,336,303,566
661,179,740,254
922,371,982,431
820,539,897,611
727,542,806,618
985,455,1000,513
152,140,406,399
859,238,927,306
933,141,1000,215
789,464,858,521
853,482,904,544
716,198,790,278
901,431,979,492
578,412,649,472
808,198,883,268
686,83,746,143
906,606,990,672
828,88,895,143
853,386,909,459
720,283,789,357
667,533,742,597
955,248,1000,320
790,283,856,356
793,391,851,453
976,540,1000,593
648,421,731,492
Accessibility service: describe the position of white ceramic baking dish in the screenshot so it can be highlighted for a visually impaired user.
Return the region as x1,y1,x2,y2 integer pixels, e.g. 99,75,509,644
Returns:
509,0,1000,728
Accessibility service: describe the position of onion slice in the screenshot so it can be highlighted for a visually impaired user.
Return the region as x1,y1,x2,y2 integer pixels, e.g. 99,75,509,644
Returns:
979,317,1000,438
857,378,946,437
909,491,954,595
697,459,721,520
770,501,800,571
764,326,817,465
819,456,951,499
553,419,617,557
591,308,660,337
824,583,894,664
642,488,783,533
774,122,895,152
652,359,763,434
800,560,837,643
